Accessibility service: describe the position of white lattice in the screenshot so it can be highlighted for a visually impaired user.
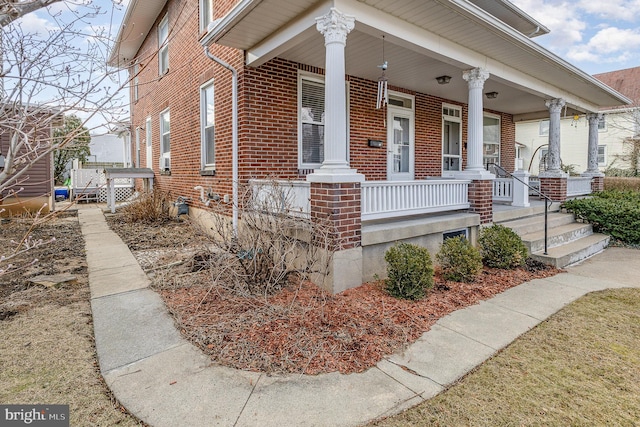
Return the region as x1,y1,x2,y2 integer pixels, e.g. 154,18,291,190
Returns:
99,187,134,203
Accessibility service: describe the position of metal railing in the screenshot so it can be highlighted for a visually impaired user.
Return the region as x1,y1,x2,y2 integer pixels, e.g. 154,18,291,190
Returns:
488,164,554,255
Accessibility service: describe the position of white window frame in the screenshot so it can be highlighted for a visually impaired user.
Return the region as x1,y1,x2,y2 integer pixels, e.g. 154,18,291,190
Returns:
297,72,350,170
598,115,607,131
145,117,152,169
133,61,139,102
483,112,501,168
200,79,215,170
597,145,606,166
539,119,549,136
159,109,170,170
158,14,169,75
199,0,213,33
442,103,462,173
135,126,141,167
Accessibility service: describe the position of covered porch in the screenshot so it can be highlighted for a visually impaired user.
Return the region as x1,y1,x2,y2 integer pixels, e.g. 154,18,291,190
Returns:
204,0,629,292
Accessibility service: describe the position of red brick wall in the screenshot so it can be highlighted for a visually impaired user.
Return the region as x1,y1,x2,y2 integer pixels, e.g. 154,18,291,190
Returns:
310,182,361,250
468,179,493,224
539,177,568,201
127,0,517,209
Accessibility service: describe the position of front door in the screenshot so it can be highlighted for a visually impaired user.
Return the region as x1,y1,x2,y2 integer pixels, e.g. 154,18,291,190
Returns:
387,106,414,180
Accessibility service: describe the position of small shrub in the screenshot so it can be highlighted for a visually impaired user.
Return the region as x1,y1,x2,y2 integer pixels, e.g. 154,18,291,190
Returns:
119,190,173,224
478,225,528,269
436,236,482,283
384,243,434,300
564,190,640,244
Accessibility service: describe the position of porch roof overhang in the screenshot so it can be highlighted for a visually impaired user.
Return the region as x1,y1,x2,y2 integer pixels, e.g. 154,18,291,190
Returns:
201,0,631,120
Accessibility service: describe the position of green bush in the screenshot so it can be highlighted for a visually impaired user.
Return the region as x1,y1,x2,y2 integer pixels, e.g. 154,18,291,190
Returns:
384,243,434,300
478,225,528,269
563,190,640,244
436,236,483,283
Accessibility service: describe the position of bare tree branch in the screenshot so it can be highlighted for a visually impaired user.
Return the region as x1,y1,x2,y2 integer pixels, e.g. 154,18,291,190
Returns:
0,0,62,28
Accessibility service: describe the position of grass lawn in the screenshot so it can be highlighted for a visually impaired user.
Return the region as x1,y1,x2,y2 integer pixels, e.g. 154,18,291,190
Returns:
373,288,640,426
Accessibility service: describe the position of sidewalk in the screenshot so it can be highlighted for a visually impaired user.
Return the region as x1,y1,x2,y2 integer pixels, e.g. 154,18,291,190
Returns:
78,205,640,427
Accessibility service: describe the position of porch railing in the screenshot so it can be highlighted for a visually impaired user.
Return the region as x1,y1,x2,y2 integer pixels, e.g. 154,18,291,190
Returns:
566,177,593,197
71,168,133,188
361,179,470,221
249,179,311,217
250,178,471,222
492,178,513,202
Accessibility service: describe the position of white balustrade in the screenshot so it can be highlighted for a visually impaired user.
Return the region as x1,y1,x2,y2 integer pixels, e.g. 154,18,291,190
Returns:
71,169,133,188
492,178,513,202
249,179,311,217
361,179,470,221
567,177,593,197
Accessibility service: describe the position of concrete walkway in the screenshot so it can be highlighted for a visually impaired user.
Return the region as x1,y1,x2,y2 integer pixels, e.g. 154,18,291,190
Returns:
78,205,640,427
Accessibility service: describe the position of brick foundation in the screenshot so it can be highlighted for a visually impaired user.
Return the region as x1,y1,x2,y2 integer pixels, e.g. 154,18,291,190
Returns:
591,175,604,192
468,179,493,224
539,176,567,201
310,182,362,251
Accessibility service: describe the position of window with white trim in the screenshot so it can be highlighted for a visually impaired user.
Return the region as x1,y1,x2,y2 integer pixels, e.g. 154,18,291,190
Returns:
299,75,325,168
158,15,169,75
598,145,606,166
598,115,606,131
539,119,549,136
483,114,500,168
442,104,462,172
200,0,213,32
133,61,139,101
200,80,215,169
160,109,170,170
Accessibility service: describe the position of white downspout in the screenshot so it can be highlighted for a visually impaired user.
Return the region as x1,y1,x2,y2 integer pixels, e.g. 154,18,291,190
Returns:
203,46,238,235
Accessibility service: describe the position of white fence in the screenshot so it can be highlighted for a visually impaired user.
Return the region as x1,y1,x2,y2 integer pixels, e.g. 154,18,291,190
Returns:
567,177,593,197
70,168,134,202
250,179,471,221
492,178,513,202
361,179,470,221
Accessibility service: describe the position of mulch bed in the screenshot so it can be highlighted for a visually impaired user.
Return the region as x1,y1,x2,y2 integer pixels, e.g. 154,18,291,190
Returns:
158,263,561,375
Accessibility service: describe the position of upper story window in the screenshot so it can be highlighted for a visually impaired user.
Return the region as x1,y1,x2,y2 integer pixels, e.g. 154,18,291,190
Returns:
160,109,170,171
132,61,139,102
200,0,214,33
539,119,549,136
200,80,215,169
158,14,169,75
598,115,606,131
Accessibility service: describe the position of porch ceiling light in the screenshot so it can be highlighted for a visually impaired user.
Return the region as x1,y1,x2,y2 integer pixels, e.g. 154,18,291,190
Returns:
485,91,499,99
436,75,451,85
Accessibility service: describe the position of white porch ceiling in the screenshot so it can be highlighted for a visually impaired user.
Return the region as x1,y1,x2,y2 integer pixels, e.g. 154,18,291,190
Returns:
204,0,631,119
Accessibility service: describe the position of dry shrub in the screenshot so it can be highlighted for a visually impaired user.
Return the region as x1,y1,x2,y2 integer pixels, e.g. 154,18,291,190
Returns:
196,179,334,296
604,177,640,192
119,190,173,224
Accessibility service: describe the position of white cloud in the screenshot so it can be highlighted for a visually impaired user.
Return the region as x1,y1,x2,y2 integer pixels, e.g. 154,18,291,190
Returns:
579,0,640,21
567,26,640,63
511,0,587,49
15,12,55,34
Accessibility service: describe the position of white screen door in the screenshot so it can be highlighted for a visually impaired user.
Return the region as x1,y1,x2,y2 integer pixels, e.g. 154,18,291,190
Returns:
387,106,414,180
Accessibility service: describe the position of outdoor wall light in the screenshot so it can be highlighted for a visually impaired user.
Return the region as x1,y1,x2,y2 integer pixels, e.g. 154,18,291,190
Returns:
436,75,451,85
485,91,499,99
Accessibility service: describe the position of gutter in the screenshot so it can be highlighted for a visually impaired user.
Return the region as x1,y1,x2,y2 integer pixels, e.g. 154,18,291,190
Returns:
203,46,238,236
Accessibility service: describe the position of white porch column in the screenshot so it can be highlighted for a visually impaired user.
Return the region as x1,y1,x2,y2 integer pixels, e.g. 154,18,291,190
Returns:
542,98,566,176
457,68,493,179
584,113,603,174
309,8,362,183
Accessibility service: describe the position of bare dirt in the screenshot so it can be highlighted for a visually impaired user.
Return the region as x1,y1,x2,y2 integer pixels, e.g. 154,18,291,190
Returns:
0,212,142,426
106,214,562,376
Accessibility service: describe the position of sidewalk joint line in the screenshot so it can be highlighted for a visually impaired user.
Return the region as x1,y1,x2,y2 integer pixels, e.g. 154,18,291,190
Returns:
233,373,262,427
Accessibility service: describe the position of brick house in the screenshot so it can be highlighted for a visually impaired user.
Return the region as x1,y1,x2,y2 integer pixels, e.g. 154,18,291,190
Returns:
109,0,629,292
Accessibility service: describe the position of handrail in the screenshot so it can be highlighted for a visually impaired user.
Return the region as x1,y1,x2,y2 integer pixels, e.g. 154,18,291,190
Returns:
488,163,554,255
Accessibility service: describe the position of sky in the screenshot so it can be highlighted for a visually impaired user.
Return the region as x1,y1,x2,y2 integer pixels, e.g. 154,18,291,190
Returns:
511,0,640,75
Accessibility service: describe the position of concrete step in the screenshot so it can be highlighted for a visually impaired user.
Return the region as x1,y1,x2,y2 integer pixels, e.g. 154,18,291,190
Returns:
520,222,594,253
498,212,575,236
492,202,561,223
529,233,611,268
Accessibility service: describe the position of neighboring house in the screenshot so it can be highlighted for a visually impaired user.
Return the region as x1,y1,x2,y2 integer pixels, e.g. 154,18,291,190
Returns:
86,131,131,167
0,106,61,215
109,0,629,292
516,66,640,175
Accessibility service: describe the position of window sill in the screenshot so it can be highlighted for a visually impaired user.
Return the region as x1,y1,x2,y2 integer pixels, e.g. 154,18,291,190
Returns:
200,169,216,176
